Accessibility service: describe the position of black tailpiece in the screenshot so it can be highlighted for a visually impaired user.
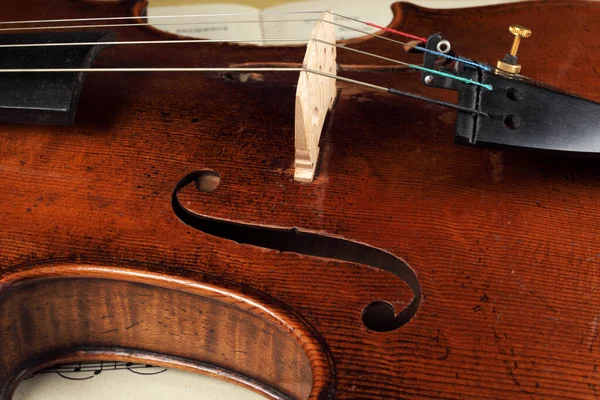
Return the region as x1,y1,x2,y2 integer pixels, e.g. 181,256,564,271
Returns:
422,34,600,154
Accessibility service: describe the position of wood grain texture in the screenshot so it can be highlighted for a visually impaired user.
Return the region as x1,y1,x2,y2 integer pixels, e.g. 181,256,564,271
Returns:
2,1,600,399
0,265,327,399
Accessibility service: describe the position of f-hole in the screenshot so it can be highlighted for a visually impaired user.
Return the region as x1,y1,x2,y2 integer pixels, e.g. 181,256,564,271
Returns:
172,170,422,333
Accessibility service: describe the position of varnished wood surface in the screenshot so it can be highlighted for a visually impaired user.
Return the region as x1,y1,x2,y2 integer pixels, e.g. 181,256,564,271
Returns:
0,265,322,399
3,1,600,399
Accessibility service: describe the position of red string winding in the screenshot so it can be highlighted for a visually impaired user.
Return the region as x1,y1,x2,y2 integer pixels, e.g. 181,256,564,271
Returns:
365,22,427,43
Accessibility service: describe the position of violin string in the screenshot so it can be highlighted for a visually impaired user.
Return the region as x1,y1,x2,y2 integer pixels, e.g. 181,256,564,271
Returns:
303,70,489,116
0,35,491,90
0,15,416,53
327,19,490,75
0,66,304,72
0,17,488,79
0,11,493,106
0,10,323,26
364,23,492,72
364,21,428,42
0,65,488,117
311,39,491,90
324,14,492,72
0,37,309,48
327,12,427,41
0,11,488,72
0,18,319,33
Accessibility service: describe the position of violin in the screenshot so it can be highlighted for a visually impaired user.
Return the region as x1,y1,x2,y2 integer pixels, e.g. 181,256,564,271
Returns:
2,1,600,398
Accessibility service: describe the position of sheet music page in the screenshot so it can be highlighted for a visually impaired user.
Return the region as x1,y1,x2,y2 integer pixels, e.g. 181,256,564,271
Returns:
261,0,394,43
147,3,263,40
14,363,266,400
146,0,523,44
146,0,395,43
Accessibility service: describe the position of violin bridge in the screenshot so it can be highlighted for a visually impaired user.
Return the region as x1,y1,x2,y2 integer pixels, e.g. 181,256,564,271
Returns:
294,11,337,183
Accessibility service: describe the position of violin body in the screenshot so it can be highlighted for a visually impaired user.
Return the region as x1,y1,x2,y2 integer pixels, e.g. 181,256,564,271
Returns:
2,1,600,399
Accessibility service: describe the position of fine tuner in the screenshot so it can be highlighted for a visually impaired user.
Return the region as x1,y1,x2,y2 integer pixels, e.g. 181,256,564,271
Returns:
496,24,533,74
0,12,595,183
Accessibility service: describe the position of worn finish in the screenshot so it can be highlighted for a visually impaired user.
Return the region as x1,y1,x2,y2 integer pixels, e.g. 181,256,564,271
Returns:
2,1,600,399
0,266,322,400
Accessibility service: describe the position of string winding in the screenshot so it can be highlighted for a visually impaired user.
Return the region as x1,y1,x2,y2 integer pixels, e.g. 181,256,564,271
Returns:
326,12,492,72
313,39,491,90
363,21,492,72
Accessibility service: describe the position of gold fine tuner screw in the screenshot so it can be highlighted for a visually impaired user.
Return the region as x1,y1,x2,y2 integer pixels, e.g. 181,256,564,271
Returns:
496,24,532,75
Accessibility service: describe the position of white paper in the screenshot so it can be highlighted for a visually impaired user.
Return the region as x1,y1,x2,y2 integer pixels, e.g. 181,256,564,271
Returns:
146,0,525,44
261,0,392,42
15,367,266,400
146,0,395,44
147,3,263,40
